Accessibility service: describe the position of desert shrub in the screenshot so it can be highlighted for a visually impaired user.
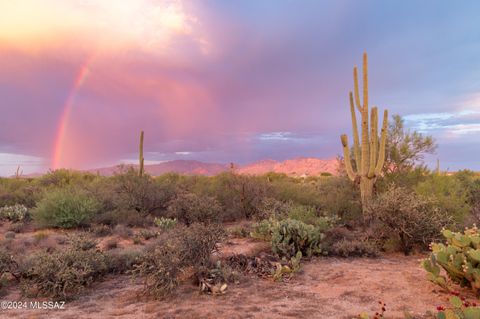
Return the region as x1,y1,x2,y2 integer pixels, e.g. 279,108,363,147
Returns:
212,173,272,220
323,226,381,257
113,225,133,239
228,225,251,238
455,170,480,225
8,222,26,233
4,232,15,239
328,238,379,257
37,169,96,188
137,229,157,240
195,261,240,295
416,174,470,223
366,185,451,255
0,249,20,280
271,218,324,258
314,176,362,222
423,226,480,293
104,238,118,250
94,209,149,227
0,204,28,222
21,237,108,298
255,197,292,220
270,177,324,208
33,188,100,228
68,234,98,251
106,248,142,274
167,192,222,225
286,204,337,232
133,223,224,298
108,168,173,215
0,178,42,208
90,224,112,237
154,217,177,230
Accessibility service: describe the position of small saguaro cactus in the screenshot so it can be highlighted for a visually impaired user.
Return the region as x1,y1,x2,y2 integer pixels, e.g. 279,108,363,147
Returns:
340,52,388,209
139,130,145,177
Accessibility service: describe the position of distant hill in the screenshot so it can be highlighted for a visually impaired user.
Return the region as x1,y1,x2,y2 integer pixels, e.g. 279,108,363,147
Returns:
89,157,339,177
90,160,229,176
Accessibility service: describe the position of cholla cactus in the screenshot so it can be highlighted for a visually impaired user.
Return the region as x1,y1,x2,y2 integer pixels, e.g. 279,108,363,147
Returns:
0,204,28,222
340,52,388,209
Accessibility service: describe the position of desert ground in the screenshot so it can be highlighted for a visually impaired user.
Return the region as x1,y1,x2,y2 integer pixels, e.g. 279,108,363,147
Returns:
2,235,447,319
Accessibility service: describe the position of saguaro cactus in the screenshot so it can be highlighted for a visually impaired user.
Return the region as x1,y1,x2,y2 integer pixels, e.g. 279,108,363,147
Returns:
139,130,145,177
340,53,388,209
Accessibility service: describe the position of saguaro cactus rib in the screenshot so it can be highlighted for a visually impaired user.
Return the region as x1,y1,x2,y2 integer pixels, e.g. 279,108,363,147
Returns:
340,52,388,209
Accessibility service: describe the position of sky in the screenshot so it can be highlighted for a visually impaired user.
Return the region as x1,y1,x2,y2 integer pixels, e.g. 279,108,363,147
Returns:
1,0,480,175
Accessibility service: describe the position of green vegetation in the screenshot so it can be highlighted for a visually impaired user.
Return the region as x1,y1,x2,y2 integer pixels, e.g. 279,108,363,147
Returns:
21,236,108,299
33,188,100,228
271,218,324,258
132,223,224,298
366,185,451,255
423,226,480,293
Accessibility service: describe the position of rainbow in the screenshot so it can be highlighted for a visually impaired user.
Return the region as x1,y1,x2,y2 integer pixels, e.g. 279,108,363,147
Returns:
52,55,94,170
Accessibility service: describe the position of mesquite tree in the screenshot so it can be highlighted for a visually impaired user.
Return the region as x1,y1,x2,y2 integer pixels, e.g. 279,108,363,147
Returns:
340,53,388,209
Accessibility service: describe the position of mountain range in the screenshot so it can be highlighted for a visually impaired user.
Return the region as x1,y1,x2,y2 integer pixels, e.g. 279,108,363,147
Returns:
89,157,339,177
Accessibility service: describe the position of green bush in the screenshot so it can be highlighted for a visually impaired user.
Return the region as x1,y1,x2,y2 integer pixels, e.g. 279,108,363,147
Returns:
255,197,292,220
21,237,108,299
108,168,174,215
167,192,222,225
37,169,96,188
0,178,42,208
286,204,337,232
271,218,324,258
0,204,28,222
106,248,142,274
33,188,100,228
133,223,224,298
212,173,272,220
366,185,451,255
93,209,148,227
416,174,470,223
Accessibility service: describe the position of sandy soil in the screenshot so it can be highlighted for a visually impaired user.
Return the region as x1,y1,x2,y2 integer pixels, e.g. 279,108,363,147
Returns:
1,237,451,319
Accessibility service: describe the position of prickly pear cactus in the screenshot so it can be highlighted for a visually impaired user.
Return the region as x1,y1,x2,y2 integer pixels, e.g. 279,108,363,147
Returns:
423,226,480,294
270,218,324,258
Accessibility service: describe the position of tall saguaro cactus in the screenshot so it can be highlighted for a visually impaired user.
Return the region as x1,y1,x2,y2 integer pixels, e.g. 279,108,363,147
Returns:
340,53,388,209
139,130,145,177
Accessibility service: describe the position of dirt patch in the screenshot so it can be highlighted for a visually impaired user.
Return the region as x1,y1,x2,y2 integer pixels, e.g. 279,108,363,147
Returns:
2,253,449,319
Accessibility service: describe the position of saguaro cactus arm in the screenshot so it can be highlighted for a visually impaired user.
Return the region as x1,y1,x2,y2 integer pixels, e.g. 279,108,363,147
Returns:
349,92,361,166
368,107,378,178
341,135,357,181
374,110,388,175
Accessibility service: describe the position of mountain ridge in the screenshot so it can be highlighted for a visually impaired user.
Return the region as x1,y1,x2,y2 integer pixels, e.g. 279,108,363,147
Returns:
88,157,339,177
